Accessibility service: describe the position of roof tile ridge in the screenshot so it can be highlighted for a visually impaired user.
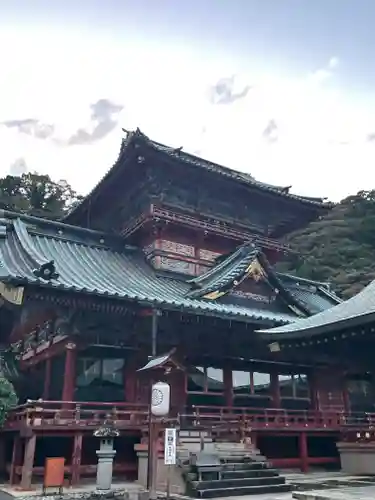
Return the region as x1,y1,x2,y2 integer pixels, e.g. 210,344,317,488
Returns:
1,209,118,243
187,243,259,298
64,129,139,220
12,218,59,281
276,271,331,288
317,285,343,304
258,253,311,317
147,137,330,206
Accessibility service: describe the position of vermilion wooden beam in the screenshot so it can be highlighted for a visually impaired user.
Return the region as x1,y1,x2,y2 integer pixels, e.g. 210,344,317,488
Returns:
20,336,82,369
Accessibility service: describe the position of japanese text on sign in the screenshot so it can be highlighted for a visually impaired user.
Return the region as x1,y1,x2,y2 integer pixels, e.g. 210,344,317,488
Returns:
164,428,177,465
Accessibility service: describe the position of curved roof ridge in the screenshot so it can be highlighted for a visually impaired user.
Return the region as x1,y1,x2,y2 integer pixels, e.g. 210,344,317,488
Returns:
13,218,52,269
188,244,250,286
257,254,310,317
317,286,342,304
146,134,331,206
65,128,333,224
1,210,120,244
276,272,331,289
257,278,375,339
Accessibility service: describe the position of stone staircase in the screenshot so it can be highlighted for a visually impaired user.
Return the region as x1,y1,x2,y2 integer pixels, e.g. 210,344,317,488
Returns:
177,431,291,497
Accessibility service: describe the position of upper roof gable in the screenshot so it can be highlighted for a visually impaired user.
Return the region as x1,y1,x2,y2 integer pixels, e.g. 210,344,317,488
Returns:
65,128,333,225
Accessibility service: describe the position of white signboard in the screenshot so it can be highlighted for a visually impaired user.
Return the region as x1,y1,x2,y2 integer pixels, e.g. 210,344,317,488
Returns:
164,428,177,465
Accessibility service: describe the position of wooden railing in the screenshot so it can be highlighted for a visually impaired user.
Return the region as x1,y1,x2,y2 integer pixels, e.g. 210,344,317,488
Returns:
5,401,375,433
179,405,375,432
4,400,150,430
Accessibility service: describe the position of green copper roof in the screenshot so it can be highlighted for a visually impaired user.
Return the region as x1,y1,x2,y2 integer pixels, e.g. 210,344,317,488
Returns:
258,280,375,339
188,244,259,298
187,243,340,316
0,213,295,325
0,212,340,327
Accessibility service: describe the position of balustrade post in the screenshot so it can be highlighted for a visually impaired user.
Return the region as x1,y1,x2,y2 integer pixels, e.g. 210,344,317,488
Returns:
74,404,81,423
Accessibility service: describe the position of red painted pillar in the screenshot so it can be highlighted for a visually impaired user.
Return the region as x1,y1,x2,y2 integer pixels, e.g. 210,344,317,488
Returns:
342,377,350,413
20,434,36,490
10,436,22,485
62,342,77,402
71,433,83,485
308,372,319,410
43,357,51,400
270,372,280,408
224,368,233,407
299,432,308,473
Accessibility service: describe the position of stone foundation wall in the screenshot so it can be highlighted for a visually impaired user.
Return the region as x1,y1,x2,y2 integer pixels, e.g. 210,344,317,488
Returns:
337,441,375,475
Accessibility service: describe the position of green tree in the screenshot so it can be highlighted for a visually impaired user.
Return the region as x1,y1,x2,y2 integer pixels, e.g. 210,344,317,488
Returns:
277,190,375,299
0,173,82,219
0,377,17,426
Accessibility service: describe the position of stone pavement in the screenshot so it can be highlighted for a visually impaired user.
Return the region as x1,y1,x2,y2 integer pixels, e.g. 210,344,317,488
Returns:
292,485,375,499
1,474,375,500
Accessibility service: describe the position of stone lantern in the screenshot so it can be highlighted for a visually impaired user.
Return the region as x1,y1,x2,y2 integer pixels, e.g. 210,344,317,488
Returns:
93,420,120,491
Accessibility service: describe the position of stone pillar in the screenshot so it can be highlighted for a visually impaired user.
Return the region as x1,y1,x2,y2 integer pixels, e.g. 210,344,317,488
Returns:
96,439,116,490
93,423,119,491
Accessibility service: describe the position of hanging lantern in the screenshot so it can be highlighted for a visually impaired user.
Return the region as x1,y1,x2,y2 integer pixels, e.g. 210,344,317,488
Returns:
151,381,170,417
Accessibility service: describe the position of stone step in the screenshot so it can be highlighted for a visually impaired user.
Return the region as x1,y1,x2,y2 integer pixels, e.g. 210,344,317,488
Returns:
195,483,292,498
193,476,286,490
222,468,279,479
219,455,267,463
221,461,270,471
215,442,248,448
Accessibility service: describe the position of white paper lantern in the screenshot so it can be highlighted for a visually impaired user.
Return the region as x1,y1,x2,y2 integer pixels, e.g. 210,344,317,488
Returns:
151,381,170,416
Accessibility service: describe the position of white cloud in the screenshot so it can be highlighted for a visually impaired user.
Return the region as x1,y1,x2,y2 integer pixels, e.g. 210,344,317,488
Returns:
308,56,340,84
0,29,374,202
328,57,340,69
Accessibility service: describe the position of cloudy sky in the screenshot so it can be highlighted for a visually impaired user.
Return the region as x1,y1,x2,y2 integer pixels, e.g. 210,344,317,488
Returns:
1,0,375,201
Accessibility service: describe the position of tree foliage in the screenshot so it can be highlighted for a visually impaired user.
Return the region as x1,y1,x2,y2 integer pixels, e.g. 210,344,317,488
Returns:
0,173,82,219
0,376,17,425
277,190,375,299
